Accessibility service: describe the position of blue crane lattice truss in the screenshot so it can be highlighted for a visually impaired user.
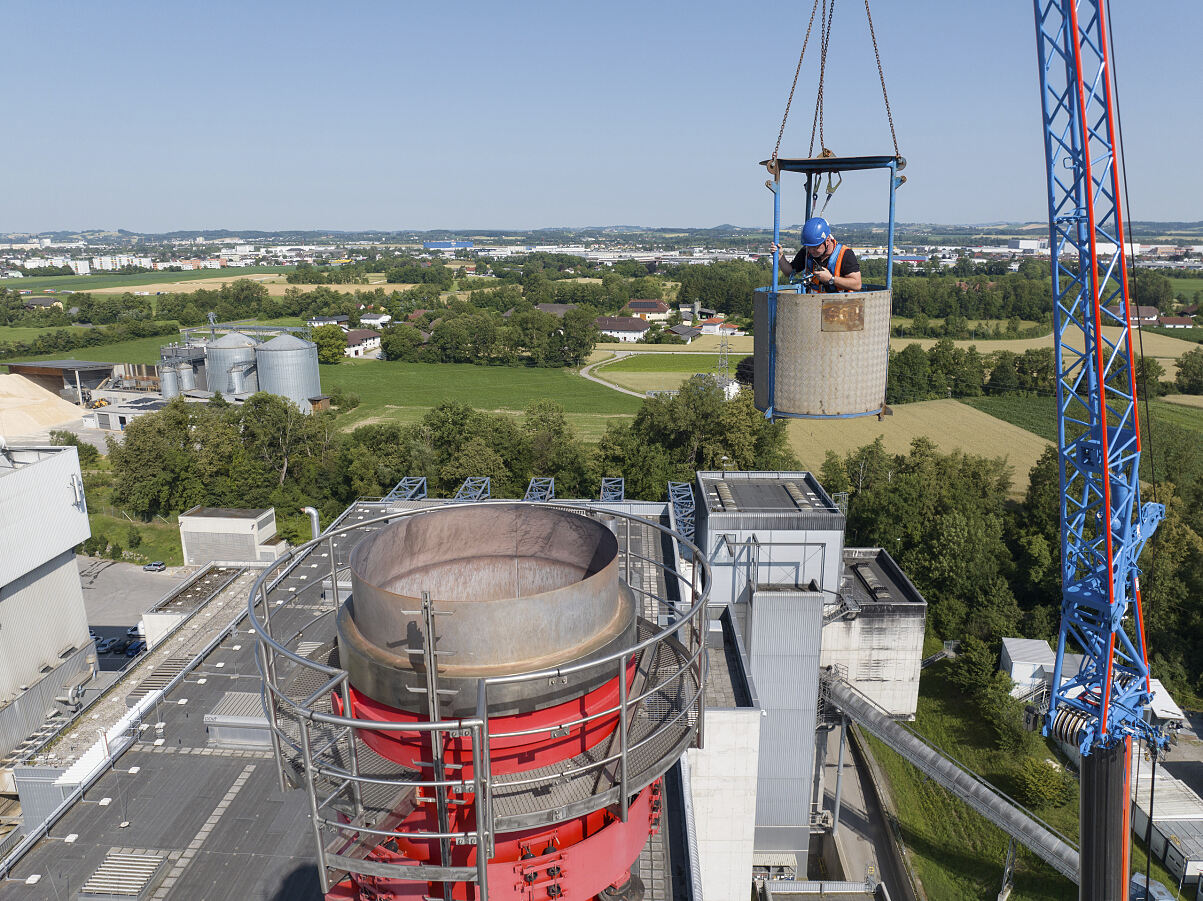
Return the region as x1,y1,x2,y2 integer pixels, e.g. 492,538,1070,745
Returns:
667,482,696,545
383,476,427,502
600,477,625,502
1034,0,1164,754
454,477,491,501
524,477,555,502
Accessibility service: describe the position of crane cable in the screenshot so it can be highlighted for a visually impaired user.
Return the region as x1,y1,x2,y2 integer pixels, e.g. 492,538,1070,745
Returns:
1105,1,1159,889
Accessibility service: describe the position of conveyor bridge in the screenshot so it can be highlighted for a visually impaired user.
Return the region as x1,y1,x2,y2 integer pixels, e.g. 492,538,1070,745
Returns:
820,669,1080,883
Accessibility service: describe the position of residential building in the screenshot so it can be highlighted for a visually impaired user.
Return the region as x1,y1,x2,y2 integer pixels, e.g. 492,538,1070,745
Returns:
1104,304,1159,326
700,316,726,335
307,314,350,329
595,315,650,343
344,328,382,358
359,312,392,328
627,299,670,321
534,303,577,318
1159,316,1194,329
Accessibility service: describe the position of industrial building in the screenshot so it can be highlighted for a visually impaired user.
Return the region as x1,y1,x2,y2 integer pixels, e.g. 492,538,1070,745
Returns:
0,470,933,901
178,506,287,566
0,445,95,772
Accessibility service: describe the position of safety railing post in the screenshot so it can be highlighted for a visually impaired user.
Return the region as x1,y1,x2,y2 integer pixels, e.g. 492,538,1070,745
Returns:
327,536,340,610
300,719,330,894
476,679,495,857
470,720,490,899
338,676,363,819
257,640,289,793
618,651,630,822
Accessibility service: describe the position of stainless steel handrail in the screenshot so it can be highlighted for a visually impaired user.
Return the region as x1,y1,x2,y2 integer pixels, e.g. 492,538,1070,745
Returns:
249,500,709,898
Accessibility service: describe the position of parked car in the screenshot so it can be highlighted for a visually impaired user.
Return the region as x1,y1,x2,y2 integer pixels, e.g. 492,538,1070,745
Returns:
89,629,99,641
125,640,146,657
126,625,142,637
96,637,118,653
143,561,166,572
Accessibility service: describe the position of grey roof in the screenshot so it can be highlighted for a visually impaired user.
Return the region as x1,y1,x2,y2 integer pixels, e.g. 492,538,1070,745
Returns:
206,331,256,348
4,359,115,371
180,506,269,520
1001,637,1055,666
257,333,314,351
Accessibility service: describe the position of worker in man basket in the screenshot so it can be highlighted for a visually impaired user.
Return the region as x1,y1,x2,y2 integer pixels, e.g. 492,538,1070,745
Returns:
771,216,862,293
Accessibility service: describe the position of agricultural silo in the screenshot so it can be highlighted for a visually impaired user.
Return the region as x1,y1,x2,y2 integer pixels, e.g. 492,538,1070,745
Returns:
255,333,321,412
158,361,179,398
204,332,257,396
177,361,197,391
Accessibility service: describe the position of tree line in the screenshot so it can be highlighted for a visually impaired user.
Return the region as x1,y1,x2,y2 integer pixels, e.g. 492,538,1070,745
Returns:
821,429,1203,710
103,378,795,540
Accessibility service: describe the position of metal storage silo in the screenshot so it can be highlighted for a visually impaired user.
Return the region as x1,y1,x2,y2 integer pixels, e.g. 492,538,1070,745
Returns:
204,332,257,396
158,361,179,398
256,333,321,412
177,362,197,391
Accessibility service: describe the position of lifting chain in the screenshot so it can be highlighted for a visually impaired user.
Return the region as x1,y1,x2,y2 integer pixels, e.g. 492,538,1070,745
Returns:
864,0,900,158
771,0,823,169
808,0,837,158
771,0,902,164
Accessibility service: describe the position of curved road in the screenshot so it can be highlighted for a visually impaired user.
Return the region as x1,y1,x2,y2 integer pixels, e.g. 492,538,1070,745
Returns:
579,349,737,399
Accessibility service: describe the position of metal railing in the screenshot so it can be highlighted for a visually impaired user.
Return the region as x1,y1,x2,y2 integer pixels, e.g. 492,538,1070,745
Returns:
248,502,710,898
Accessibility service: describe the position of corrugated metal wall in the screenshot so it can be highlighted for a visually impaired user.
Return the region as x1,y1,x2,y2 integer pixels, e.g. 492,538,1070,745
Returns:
748,588,824,852
0,551,91,706
181,530,258,566
0,448,90,588
0,644,93,760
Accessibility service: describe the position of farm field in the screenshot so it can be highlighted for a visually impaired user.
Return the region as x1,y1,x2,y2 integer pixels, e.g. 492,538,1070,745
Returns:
595,336,754,355
1168,276,1203,302
964,394,1203,442
322,360,642,442
8,266,293,293
786,398,1052,498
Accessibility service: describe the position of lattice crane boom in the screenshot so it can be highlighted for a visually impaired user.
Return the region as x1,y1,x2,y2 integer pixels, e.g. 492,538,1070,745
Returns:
1033,0,1165,755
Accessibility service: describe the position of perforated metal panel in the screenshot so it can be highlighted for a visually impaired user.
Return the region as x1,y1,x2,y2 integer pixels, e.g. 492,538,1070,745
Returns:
753,288,891,417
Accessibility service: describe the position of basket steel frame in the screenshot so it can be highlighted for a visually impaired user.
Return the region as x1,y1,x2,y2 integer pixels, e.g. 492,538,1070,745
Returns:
248,501,710,898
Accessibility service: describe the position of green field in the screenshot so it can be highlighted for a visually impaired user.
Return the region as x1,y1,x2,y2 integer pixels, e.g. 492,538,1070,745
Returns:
1168,276,1203,302
963,394,1203,443
960,396,1058,442
7,266,293,293
0,324,94,342
323,360,642,441
599,353,748,374
12,333,185,365
867,658,1176,899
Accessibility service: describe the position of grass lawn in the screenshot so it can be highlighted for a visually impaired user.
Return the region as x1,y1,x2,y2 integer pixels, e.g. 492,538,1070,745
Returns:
322,360,642,442
8,266,293,293
82,465,183,565
866,660,1177,899
787,398,1051,499
1168,277,1203,302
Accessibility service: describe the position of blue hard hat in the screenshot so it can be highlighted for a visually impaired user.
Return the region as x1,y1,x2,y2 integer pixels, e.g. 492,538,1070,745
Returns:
802,217,831,247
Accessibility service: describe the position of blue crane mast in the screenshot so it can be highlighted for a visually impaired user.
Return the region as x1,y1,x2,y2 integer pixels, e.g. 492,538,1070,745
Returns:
1034,0,1165,896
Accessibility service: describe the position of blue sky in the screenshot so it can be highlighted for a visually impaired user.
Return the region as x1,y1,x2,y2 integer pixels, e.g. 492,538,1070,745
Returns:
3,1,1200,232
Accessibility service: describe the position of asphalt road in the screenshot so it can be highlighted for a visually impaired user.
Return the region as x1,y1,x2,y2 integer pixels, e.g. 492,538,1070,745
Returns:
77,556,189,670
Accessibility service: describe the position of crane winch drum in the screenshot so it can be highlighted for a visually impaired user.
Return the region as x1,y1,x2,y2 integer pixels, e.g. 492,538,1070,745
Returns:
251,502,708,901
754,155,905,419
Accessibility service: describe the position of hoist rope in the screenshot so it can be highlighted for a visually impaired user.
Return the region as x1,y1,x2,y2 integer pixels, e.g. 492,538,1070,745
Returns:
771,0,822,165
1104,3,1159,891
